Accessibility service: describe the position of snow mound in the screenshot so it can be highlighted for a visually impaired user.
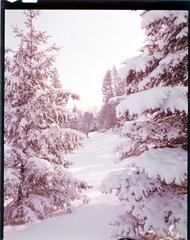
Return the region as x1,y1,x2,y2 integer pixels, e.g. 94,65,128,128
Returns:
116,86,188,118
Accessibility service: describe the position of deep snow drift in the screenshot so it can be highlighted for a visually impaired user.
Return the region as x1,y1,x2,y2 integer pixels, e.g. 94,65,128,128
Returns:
4,131,126,240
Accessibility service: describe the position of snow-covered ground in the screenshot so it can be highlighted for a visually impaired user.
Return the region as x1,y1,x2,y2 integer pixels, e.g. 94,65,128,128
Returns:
4,131,126,240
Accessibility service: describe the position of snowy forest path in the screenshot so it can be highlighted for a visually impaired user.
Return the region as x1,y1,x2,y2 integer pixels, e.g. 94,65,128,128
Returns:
69,131,124,205
5,131,125,240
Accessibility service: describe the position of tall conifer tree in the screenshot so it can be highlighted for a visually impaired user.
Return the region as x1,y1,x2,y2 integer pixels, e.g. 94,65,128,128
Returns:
101,10,188,240
4,10,88,223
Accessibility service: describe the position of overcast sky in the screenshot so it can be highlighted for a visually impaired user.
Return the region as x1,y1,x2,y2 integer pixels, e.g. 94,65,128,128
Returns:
5,10,145,111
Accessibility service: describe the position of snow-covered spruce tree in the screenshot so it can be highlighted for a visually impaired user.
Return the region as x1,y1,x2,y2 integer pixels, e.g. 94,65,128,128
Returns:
4,10,88,224
101,11,188,240
111,65,126,97
81,111,95,137
98,70,117,129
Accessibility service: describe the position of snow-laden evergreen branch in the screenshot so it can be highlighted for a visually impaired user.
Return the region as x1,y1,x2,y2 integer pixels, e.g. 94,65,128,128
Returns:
101,10,188,240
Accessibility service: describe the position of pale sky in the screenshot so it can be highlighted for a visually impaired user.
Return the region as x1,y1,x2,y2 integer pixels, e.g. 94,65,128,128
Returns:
5,10,145,111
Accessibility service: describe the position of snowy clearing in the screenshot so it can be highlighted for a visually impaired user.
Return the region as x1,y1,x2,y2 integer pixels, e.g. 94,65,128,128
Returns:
4,131,126,240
